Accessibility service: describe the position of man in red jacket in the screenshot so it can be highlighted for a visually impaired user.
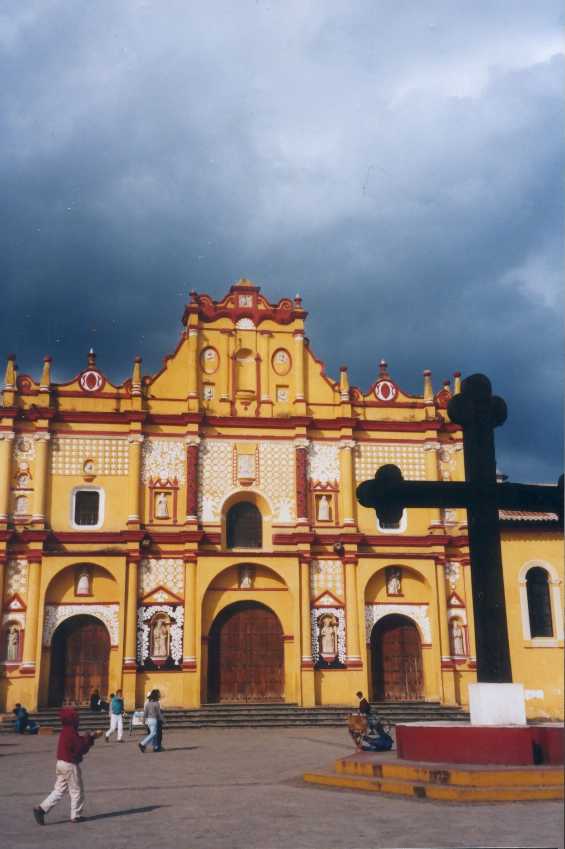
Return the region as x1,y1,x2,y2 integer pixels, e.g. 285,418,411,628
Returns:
33,707,102,825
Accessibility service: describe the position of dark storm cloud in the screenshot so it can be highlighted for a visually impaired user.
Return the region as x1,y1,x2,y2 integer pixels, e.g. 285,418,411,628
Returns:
1,1,562,482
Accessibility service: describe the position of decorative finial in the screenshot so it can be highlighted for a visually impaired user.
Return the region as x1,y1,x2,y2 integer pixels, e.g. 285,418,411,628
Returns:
87,348,96,367
423,369,433,401
40,356,52,394
453,371,462,394
379,359,388,377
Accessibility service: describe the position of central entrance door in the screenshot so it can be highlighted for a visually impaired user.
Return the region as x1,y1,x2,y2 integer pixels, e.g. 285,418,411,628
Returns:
48,615,110,706
371,614,423,700
208,602,284,703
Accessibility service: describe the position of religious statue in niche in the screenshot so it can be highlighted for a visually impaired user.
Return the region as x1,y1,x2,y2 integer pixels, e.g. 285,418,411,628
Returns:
386,567,402,596
316,494,332,522
15,495,28,515
5,624,20,662
238,294,253,307
155,491,170,519
238,564,256,589
450,619,465,656
151,616,171,658
16,462,31,488
318,613,339,662
83,459,96,476
75,567,92,596
276,386,289,403
201,347,219,374
237,453,255,482
203,383,214,401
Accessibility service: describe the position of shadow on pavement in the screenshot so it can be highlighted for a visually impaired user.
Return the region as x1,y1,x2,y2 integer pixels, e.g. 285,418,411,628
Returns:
81,804,170,822
158,746,200,752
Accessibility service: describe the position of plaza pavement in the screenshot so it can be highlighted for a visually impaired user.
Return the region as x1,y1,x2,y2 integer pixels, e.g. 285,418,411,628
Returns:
0,727,562,849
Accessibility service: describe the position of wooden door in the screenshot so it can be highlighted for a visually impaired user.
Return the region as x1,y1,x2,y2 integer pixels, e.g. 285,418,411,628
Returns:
209,604,284,703
48,616,110,706
372,615,423,700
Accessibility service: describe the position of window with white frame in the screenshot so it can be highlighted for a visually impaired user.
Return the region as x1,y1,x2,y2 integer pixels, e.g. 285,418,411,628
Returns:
526,567,553,637
377,509,407,534
519,560,564,642
71,488,104,529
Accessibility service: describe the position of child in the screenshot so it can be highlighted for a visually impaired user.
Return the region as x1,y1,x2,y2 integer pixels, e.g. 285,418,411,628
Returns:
105,689,124,742
33,707,101,825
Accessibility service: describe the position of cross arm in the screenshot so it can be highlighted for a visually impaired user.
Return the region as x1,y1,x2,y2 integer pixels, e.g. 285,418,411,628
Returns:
356,465,563,524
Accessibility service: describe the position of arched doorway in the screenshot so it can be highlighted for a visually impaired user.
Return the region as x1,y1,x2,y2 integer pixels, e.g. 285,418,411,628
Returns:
371,614,423,701
48,615,110,706
207,602,284,703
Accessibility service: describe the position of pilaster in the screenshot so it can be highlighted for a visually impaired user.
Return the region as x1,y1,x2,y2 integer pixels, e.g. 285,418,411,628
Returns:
0,431,14,525
20,558,41,676
122,555,139,709
339,439,356,528
31,431,50,526
187,326,199,412
127,434,144,526
185,436,200,524
293,329,306,414
299,555,315,706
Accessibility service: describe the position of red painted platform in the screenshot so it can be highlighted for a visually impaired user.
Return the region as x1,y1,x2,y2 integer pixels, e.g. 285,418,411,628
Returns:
396,722,564,766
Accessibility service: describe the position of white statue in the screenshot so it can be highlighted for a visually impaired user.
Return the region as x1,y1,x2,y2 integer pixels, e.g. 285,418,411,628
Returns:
6,626,19,662
450,620,465,656
76,568,91,596
203,384,214,400
152,619,170,657
317,495,331,521
239,565,255,589
237,454,255,479
386,568,401,595
15,495,28,515
155,492,169,519
319,615,338,659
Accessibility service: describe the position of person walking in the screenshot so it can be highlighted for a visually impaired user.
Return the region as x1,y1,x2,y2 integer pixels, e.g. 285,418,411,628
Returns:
104,689,124,743
138,689,163,753
33,708,102,825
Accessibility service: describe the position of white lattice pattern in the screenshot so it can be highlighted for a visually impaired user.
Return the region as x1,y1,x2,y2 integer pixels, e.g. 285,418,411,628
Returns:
139,558,184,597
51,437,129,475
137,604,184,666
355,443,426,483
311,608,346,665
308,442,340,484
142,439,185,484
259,440,295,521
5,559,28,599
43,604,119,646
199,438,295,522
310,560,344,600
364,603,432,644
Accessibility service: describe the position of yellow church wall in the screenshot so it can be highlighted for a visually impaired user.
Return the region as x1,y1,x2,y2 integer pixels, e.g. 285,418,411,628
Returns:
500,532,564,719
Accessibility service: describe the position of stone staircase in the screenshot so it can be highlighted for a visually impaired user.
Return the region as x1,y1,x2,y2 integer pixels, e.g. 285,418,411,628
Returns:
1,700,469,734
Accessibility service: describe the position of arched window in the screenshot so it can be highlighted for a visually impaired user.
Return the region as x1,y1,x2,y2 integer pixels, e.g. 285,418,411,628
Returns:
227,502,262,548
526,567,553,637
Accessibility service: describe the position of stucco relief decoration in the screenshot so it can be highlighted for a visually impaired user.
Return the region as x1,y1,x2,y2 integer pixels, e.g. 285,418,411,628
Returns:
14,437,36,462
5,559,29,599
444,561,461,591
139,558,184,598
307,442,340,486
354,443,426,484
272,349,291,376
51,437,129,476
198,438,295,523
311,607,346,667
364,604,432,644
235,317,256,330
200,347,219,374
137,604,184,668
438,444,459,482
310,560,344,600
43,604,119,647
142,439,185,485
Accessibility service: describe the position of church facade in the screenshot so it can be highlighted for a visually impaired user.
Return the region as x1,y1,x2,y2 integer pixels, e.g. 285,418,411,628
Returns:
0,280,562,717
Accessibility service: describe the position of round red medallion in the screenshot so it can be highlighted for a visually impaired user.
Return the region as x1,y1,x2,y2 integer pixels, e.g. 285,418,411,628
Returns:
79,370,104,392
374,379,397,401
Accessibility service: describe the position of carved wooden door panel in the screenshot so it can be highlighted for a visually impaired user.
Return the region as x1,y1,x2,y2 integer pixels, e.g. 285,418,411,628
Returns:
49,617,110,705
216,606,284,703
372,615,423,701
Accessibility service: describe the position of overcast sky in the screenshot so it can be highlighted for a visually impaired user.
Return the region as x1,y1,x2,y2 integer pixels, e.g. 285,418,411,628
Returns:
1,1,562,482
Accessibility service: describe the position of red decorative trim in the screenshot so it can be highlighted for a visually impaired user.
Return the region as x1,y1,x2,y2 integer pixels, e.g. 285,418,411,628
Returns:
123,659,137,671
140,585,184,604
301,659,314,669
346,659,363,669
182,659,197,670
2,593,27,612
447,591,465,608
186,442,199,519
19,665,36,676
148,478,179,524
282,634,294,642
295,446,308,522
311,589,344,608
182,285,307,328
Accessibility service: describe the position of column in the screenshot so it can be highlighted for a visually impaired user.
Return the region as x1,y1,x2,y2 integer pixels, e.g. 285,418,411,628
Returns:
295,439,309,525
339,439,356,527
31,432,50,525
258,331,272,410
423,440,442,526
344,557,362,668
293,330,305,408
21,559,41,674
436,559,453,703
182,559,197,670
122,556,138,708
127,434,144,525
0,555,6,626
0,431,14,524
220,330,233,401
299,557,315,705
187,327,199,411
185,437,200,523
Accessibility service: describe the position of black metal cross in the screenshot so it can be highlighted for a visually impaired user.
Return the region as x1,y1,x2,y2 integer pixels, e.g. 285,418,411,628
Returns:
357,373,563,683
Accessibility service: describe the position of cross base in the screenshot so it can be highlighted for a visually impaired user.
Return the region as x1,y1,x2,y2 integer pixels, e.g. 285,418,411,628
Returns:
469,682,527,726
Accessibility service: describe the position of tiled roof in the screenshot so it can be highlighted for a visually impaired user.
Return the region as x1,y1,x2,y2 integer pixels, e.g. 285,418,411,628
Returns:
499,510,560,522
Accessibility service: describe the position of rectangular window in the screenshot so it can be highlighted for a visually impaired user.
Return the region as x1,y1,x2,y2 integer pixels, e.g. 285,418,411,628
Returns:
74,491,100,526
